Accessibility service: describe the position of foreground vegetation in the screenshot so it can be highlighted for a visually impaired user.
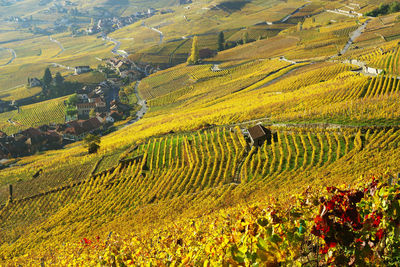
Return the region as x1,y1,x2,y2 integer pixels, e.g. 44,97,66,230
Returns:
8,175,399,266
2,0,400,264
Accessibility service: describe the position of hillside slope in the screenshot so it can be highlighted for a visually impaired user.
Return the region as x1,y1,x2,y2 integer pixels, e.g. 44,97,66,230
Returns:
1,0,400,265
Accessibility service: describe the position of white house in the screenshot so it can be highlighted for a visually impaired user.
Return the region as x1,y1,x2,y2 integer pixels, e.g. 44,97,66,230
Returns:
74,66,92,75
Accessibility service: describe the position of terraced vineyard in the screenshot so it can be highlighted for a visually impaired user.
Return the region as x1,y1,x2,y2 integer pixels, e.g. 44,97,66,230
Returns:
0,96,68,134
2,0,400,264
2,125,400,262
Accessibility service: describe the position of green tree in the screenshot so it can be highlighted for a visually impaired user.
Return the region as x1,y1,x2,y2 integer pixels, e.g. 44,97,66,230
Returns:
119,90,128,103
54,72,64,87
66,105,78,117
218,31,225,51
187,36,200,65
83,134,101,154
43,68,52,87
67,93,78,106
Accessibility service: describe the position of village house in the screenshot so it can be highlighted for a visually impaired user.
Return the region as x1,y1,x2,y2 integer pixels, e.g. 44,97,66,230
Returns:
97,113,115,124
247,124,271,147
63,117,103,140
77,102,97,117
110,100,131,114
28,77,42,87
77,97,107,118
0,126,63,159
120,69,143,81
74,66,92,75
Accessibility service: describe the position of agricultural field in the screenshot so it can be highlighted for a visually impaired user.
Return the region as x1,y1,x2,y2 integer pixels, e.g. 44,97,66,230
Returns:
2,125,400,265
0,95,67,134
2,0,400,265
0,85,42,102
64,71,106,84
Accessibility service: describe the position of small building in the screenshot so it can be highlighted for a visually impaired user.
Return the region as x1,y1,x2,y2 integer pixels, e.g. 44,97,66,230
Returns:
248,124,271,147
120,70,143,81
74,66,92,75
97,113,115,124
28,77,42,87
63,118,102,140
77,102,97,117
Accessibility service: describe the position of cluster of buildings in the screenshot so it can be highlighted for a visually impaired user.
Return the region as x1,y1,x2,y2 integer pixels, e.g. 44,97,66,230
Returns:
73,81,129,121
86,9,158,35
0,117,107,159
0,127,63,159
105,58,146,80
0,91,133,160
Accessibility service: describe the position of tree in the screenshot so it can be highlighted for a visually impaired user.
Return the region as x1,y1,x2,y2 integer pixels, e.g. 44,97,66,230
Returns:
89,108,96,118
83,134,101,154
67,93,78,106
55,72,64,87
43,68,52,87
218,31,225,51
242,31,249,44
66,105,78,117
187,36,200,65
119,90,128,103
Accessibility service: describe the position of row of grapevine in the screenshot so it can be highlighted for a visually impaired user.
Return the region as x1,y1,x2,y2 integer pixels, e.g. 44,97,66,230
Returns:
2,127,400,261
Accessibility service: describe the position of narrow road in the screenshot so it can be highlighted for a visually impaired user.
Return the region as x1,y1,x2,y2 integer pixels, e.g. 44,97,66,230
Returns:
102,34,129,58
339,19,370,56
0,47,16,66
49,36,64,57
279,56,297,64
326,9,361,18
122,81,148,128
280,3,310,23
51,62,73,70
150,27,164,44
142,23,164,45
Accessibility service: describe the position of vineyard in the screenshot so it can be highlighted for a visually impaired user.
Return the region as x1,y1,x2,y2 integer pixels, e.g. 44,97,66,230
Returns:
1,0,400,264
0,85,42,102
9,176,399,266
2,125,400,264
0,96,67,135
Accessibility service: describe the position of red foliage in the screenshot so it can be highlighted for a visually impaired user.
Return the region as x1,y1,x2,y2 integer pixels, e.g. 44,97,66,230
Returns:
81,238,92,246
311,186,366,254
375,229,384,240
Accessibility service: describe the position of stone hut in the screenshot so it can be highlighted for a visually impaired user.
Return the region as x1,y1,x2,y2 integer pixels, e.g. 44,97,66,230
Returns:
248,124,271,147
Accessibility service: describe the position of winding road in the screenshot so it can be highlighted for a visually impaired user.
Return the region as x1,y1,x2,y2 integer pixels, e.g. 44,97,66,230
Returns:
142,23,164,45
0,47,16,66
150,27,164,44
102,34,129,58
49,36,64,57
122,81,148,128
